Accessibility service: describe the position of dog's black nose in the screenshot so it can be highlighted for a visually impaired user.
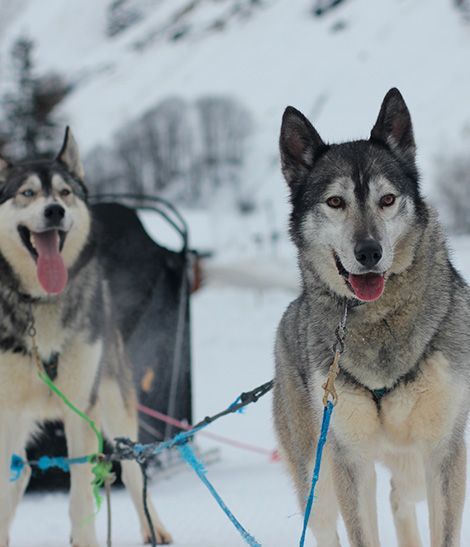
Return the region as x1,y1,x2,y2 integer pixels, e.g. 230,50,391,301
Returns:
354,239,383,268
44,204,65,224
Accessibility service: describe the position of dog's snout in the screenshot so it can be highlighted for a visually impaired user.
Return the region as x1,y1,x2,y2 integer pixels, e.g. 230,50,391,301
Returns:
354,239,383,268
44,204,65,224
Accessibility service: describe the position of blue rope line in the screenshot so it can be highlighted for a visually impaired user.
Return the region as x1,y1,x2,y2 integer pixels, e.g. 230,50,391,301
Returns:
9,421,211,482
133,421,208,456
10,454,90,481
177,442,260,547
9,392,333,547
9,391,265,547
299,401,334,547
133,403,259,545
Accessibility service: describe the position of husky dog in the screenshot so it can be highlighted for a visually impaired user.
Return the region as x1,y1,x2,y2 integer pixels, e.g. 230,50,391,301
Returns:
0,129,172,546
273,89,470,546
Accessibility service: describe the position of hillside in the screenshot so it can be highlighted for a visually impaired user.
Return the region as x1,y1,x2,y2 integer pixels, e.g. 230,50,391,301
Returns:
0,1,469,218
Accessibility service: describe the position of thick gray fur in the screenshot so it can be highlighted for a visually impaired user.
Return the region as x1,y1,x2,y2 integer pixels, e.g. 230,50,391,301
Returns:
0,129,172,546
273,88,470,546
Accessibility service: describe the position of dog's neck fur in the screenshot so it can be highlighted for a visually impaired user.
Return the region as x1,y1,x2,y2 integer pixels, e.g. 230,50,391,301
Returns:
298,207,455,389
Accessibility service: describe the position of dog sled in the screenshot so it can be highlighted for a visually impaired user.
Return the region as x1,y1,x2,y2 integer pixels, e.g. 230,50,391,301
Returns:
27,194,194,490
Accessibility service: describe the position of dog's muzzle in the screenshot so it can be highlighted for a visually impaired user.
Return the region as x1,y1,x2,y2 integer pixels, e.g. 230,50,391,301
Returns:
17,225,69,295
334,252,386,302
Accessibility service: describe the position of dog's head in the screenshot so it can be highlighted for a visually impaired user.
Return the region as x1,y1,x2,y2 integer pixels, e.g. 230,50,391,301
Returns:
0,128,90,297
280,88,427,302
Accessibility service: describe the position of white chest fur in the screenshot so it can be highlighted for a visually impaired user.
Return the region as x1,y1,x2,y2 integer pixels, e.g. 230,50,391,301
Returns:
314,352,464,458
32,303,67,360
0,302,103,421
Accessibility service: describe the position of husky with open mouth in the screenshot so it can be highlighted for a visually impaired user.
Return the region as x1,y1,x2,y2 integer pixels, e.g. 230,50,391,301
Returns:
0,129,172,546
273,89,470,546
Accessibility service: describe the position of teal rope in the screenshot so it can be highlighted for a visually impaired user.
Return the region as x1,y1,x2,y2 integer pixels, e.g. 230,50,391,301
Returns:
299,401,334,547
228,395,246,414
178,442,260,547
131,397,262,546
10,454,90,481
132,422,207,457
10,386,269,545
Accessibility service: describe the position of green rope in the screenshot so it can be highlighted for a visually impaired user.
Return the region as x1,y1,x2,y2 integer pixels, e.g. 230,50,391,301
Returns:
91,459,113,511
37,370,111,510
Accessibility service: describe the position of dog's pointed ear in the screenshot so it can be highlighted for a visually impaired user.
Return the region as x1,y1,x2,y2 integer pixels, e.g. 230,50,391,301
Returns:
370,88,415,158
57,127,84,180
279,106,325,188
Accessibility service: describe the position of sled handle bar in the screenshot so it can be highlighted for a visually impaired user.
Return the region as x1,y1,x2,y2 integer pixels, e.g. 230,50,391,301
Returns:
89,193,188,252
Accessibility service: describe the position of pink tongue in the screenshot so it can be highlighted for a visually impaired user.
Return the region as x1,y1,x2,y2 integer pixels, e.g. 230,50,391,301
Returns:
33,231,68,294
348,273,385,302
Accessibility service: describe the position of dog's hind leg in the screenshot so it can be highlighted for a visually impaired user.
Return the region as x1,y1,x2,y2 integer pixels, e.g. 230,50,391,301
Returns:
99,379,173,545
384,452,424,547
63,407,100,547
0,414,31,547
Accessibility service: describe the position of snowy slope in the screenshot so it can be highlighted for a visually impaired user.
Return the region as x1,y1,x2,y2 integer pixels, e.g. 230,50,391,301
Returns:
1,0,470,193
1,0,469,260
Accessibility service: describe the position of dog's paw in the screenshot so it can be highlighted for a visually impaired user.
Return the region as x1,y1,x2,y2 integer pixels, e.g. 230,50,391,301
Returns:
143,528,173,545
70,536,99,547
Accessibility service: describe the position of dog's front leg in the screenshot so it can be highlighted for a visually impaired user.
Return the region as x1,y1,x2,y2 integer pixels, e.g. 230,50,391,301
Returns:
425,439,466,547
63,408,100,547
0,413,31,547
332,445,380,547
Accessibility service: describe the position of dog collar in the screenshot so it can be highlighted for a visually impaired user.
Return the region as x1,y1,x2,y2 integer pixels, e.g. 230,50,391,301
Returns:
371,387,390,403
347,298,366,309
18,292,40,304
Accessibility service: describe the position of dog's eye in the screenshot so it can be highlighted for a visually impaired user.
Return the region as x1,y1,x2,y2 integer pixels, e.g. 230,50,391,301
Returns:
21,189,35,198
60,189,71,197
380,194,396,207
326,196,345,209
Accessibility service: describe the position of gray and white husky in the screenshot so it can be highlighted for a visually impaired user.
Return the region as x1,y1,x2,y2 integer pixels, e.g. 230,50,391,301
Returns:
273,88,470,546
0,130,172,546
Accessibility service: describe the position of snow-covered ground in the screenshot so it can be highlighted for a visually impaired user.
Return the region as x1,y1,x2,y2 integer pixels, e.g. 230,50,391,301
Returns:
9,235,470,546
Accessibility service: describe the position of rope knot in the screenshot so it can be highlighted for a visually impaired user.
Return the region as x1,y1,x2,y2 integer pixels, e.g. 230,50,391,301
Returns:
90,455,114,511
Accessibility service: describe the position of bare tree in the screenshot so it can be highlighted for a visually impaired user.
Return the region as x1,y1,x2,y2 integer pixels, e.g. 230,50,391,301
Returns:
84,94,253,208
0,36,70,159
435,153,470,234
196,96,252,199
143,97,194,199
